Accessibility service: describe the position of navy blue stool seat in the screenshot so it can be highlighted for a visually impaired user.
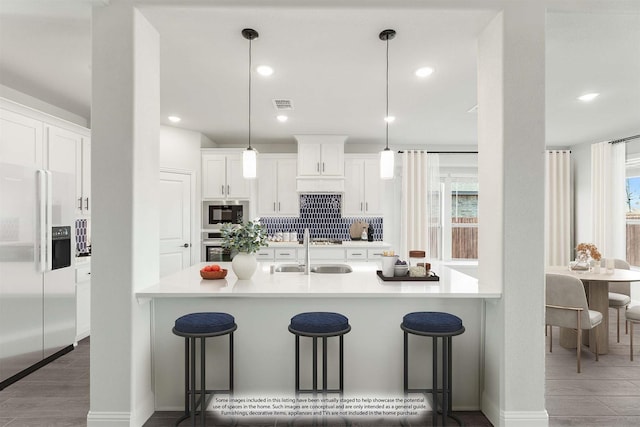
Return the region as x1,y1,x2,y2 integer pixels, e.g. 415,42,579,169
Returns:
401,312,465,426
289,312,351,396
173,312,237,427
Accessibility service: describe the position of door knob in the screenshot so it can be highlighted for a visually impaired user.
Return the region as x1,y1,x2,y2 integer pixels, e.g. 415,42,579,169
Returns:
182,243,190,248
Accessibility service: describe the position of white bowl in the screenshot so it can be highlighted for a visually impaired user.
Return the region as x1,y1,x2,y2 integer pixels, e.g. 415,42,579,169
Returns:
394,265,409,277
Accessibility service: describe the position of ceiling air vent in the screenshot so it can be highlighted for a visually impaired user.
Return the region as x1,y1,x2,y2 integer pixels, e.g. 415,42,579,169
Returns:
272,99,294,111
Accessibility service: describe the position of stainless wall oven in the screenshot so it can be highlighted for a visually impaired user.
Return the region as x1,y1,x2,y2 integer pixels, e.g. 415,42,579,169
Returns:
202,231,233,262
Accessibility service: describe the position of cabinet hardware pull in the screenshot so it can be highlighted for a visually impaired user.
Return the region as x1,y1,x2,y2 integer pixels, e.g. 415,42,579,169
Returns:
365,202,368,211
221,185,224,195
78,198,82,210
279,202,281,211
360,202,363,211
227,185,230,195
85,197,89,210
317,162,320,172
353,252,362,256
274,202,276,211
280,252,290,256
322,162,325,172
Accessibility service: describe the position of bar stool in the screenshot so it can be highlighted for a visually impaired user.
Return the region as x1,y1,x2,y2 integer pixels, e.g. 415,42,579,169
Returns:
402,311,465,426
288,312,351,396
173,312,237,427
626,306,640,361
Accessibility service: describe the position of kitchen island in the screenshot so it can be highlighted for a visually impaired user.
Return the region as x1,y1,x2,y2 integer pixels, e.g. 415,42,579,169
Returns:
137,261,500,412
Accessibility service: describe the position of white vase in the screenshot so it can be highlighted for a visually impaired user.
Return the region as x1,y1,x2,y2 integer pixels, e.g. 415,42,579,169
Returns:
231,252,257,279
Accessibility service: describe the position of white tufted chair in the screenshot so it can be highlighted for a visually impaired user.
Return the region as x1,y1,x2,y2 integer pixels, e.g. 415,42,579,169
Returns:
546,273,602,373
608,258,632,343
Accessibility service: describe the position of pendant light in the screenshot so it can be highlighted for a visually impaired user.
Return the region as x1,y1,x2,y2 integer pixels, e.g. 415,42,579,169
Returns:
242,28,258,179
379,29,396,180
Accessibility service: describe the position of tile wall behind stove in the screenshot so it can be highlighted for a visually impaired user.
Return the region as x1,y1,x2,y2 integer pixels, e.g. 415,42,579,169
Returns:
259,194,383,241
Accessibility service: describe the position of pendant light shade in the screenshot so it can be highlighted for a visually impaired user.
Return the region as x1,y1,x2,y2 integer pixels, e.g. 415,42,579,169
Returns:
243,148,257,179
379,29,396,180
242,28,258,179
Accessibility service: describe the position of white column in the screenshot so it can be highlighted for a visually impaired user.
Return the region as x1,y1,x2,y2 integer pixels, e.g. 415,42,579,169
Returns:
478,3,547,426
90,1,160,425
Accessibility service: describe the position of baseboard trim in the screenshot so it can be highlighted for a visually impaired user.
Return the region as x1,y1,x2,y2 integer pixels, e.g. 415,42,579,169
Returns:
481,392,548,427
87,411,131,426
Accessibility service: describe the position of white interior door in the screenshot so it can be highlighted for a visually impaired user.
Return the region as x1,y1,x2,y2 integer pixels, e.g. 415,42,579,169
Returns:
159,171,192,277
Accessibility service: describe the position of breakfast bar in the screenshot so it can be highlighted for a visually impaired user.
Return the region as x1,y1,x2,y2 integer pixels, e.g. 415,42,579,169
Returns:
137,261,499,413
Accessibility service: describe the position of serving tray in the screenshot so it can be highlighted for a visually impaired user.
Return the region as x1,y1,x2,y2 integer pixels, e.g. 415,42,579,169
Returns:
376,270,440,282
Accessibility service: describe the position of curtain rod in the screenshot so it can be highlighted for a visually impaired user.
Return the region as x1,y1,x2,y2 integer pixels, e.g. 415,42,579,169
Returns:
608,134,640,144
397,150,478,154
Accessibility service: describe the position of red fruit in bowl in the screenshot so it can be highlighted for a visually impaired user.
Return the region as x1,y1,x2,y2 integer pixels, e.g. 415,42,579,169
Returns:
210,265,221,272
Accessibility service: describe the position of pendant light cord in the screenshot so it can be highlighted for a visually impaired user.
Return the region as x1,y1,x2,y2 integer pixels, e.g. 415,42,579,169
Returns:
385,37,389,151
248,38,253,150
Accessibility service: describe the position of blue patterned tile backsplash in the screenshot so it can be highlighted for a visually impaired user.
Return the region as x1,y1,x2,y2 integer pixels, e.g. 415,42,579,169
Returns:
75,218,90,254
260,194,383,241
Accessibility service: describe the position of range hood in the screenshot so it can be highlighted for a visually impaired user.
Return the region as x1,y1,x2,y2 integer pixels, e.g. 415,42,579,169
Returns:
295,134,346,193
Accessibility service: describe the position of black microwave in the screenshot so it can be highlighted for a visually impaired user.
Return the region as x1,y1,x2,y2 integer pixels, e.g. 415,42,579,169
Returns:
208,204,244,225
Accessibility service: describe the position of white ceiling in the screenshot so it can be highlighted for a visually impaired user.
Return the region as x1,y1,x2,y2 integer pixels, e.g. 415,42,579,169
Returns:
0,1,639,148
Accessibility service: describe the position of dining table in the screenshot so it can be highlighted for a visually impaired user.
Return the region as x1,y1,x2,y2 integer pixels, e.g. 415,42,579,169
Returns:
546,266,640,354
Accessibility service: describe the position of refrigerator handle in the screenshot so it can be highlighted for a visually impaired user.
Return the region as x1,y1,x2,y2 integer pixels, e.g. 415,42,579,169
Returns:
45,170,52,271
36,170,47,272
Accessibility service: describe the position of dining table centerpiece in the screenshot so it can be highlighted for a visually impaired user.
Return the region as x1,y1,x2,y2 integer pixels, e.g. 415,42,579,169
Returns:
221,220,268,279
571,242,602,271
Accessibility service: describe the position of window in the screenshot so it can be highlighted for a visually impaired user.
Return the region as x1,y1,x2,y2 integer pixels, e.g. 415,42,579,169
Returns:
626,150,640,267
427,153,478,261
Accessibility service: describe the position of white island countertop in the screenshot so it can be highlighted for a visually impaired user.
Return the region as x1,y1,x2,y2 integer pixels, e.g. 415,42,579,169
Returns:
137,261,501,300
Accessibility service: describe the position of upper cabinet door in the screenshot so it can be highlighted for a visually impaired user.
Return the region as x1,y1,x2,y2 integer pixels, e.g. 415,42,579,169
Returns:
0,108,43,168
257,158,277,215
276,158,298,215
202,155,226,199
225,154,250,199
297,142,322,176
363,158,382,215
343,158,365,216
45,125,81,175
320,143,344,176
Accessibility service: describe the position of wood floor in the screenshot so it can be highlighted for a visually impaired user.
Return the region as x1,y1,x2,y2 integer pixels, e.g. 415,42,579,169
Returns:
1,307,638,426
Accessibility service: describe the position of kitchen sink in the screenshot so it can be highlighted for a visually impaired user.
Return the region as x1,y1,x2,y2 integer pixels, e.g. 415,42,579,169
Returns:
310,264,353,274
274,264,305,273
273,264,353,274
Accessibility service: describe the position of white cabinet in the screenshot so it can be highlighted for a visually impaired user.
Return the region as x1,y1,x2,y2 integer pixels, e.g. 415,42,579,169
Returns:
296,135,345,177
343,155,382,216
45,125,91,215
202,152,250,199
257,155,298,216
75,262,91,340
255,248,275,261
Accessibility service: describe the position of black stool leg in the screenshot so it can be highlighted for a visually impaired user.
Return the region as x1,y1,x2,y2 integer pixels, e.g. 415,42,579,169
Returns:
442,337,448,427
295,334,300,395
339,334,344,396
200,336,206,427
322,336,328,394
191,337,196,427
403,331,408,393
229,332,234,392
312,337,318,395
184,338,189,417
432,336,437,427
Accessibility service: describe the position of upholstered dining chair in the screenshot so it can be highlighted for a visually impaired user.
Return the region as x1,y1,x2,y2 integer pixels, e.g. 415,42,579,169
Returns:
546,273,603,373
608,258,632,343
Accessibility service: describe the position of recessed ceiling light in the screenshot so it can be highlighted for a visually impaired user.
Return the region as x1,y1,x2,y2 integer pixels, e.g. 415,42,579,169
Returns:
384,116,395,123
578,93,599,102
415,67,434,78
256,65,273,76
168,115,181,123
276,115,288,122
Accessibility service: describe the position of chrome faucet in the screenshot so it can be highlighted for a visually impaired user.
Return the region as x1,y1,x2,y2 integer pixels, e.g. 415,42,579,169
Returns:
303,228,310,275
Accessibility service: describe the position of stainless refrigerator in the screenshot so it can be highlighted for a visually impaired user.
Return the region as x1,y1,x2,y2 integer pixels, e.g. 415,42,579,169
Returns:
0,118,76,389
